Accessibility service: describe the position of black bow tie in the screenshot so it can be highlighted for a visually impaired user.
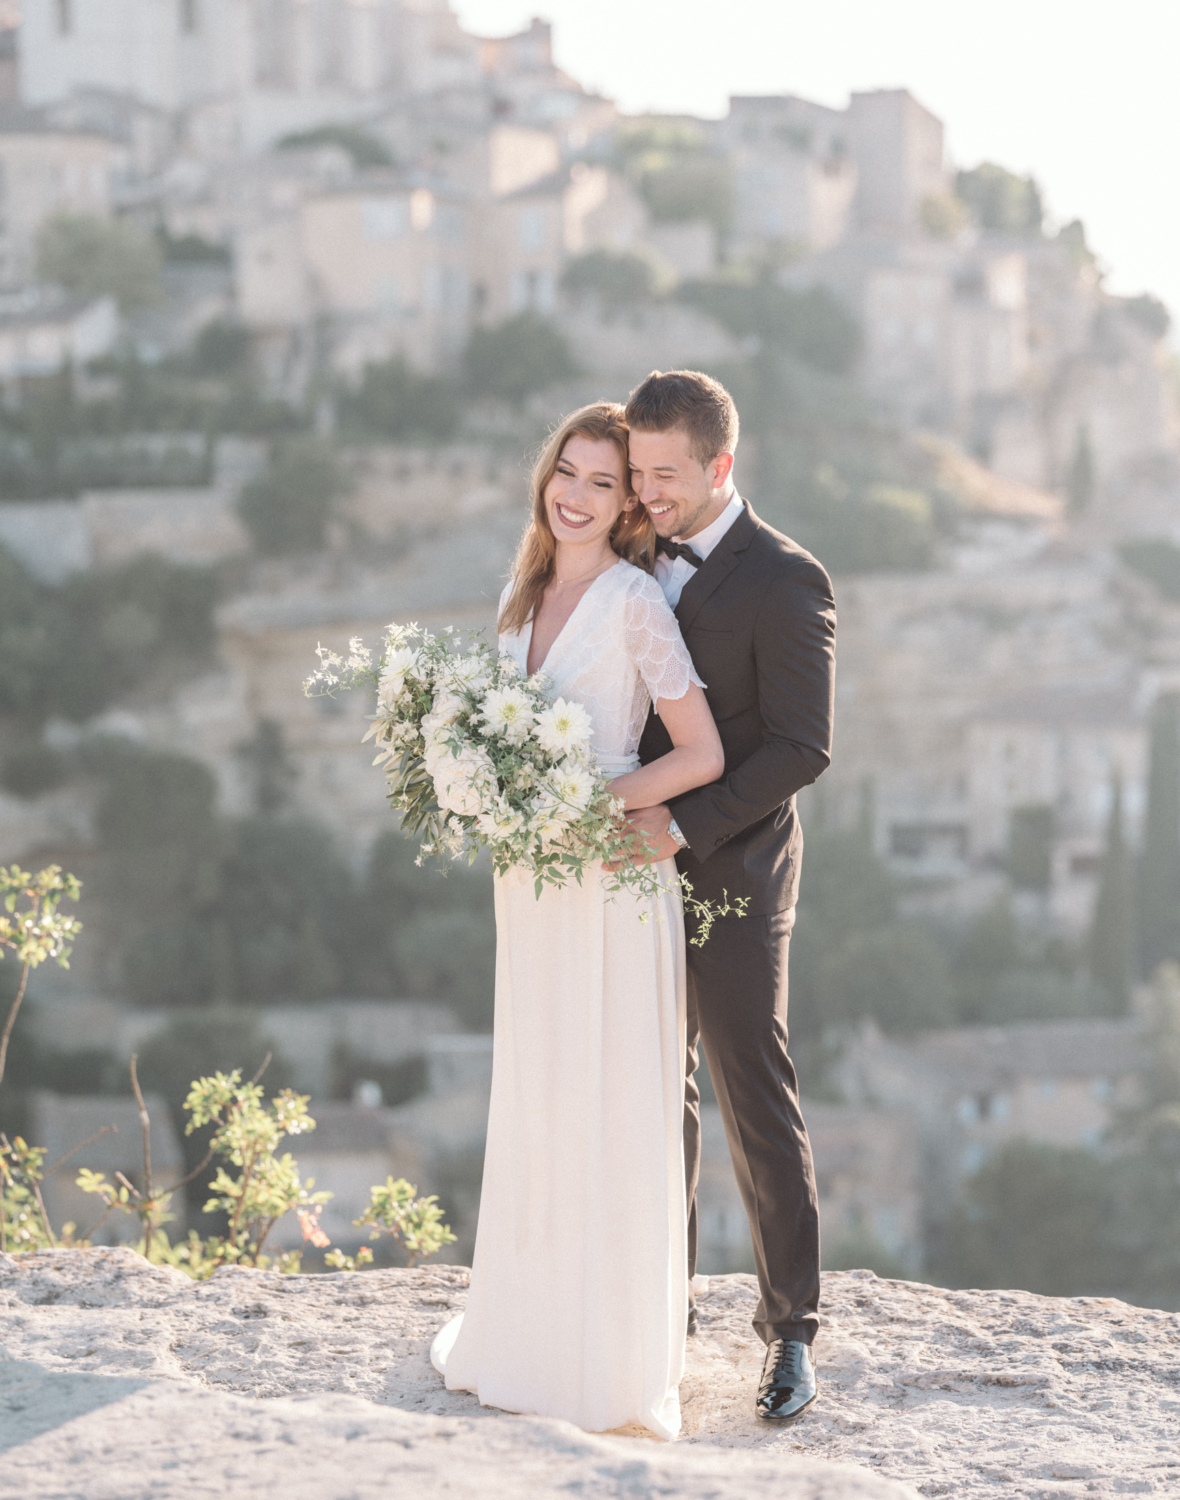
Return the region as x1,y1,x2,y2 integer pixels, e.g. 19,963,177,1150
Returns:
657,537,703,569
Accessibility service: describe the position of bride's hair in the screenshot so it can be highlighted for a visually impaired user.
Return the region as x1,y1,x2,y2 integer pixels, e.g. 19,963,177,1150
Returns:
498,401,655,637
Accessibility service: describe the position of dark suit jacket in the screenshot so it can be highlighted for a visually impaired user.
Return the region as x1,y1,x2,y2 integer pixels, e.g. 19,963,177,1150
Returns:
638,500,836,917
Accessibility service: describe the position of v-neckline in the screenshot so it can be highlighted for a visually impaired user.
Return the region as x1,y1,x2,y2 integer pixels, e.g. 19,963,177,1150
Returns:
525,561,622,677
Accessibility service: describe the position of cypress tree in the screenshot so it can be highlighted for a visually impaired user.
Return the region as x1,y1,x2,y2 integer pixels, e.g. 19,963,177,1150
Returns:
1089,773,1135,1011
1140,694,1180,976
1067,425,1096,515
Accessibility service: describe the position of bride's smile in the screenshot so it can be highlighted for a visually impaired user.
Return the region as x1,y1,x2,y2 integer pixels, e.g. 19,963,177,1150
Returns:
543,434,637,555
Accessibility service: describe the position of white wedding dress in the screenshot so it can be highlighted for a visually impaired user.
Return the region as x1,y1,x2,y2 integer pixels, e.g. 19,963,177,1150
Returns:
430,559,704,1440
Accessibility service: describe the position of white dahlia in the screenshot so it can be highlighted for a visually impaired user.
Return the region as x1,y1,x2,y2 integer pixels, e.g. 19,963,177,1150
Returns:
479,684,535,744
533,697,593,759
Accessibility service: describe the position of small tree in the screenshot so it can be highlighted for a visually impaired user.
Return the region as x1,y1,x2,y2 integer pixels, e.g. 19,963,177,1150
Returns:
561,249,661,315
463,313,577,406
36,212,162,310
1007,803,1055,892
0,864,83,1253
1088,773,1136,1011
1139,694,1180,976
0,865,82,1091
1066,425,1096,516
325,1176,457,1271
237,438,346,554
338,355,460,441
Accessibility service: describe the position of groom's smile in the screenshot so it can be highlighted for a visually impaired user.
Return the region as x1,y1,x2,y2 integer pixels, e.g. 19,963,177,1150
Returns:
628,427,736,541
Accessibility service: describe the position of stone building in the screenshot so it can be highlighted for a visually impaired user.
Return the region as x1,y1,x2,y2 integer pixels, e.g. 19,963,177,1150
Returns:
835,1017,1147,1220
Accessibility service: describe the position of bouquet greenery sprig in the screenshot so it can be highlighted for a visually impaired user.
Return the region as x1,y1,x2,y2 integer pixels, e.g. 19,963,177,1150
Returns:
305,623,744,944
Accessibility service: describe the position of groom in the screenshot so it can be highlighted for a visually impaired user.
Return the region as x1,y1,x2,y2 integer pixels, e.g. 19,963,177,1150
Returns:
625,369,836,1423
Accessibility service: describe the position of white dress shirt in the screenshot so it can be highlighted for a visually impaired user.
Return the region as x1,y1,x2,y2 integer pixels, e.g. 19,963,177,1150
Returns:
653,493,745,610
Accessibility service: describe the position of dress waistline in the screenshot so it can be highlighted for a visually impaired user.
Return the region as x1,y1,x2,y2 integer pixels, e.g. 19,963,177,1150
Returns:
595,752,640,776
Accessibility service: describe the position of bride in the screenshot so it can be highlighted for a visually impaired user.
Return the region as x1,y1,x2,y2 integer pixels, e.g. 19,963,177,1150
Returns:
430,401,724,1439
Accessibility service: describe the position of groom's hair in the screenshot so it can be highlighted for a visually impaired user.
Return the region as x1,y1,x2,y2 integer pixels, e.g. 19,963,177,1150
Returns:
625,369,739,467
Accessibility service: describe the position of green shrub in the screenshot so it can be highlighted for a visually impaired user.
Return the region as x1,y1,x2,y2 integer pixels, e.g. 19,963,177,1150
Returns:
681,276,861,375
237,438,346,554
338,355,461,441
1120,538,1180,600
933,1141,1119,1296
190,319,252,377
561,248,661,313
954,163,1043,235
277,123,394,168
0,743,69,800
463,313,578,406
819,923,953,1032
36,212,163,310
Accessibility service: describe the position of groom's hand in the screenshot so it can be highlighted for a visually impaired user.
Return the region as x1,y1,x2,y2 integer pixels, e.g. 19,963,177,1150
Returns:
606,804,681,868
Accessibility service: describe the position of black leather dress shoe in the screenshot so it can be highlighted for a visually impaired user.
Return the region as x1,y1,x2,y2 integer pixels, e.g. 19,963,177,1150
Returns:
687,1303,699,1337
756,1339,817,1422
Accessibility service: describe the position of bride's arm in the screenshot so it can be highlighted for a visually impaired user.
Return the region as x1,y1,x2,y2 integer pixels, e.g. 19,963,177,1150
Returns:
608,684,723,810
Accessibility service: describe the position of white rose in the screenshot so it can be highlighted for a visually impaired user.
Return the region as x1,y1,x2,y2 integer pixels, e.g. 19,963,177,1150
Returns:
431,743,495,817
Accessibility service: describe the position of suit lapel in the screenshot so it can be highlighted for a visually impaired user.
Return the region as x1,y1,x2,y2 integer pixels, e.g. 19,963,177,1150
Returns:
675,500,758,629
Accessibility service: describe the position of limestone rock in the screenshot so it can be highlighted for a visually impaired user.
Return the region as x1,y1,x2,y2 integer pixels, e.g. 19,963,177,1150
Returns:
3,1248,1179,1497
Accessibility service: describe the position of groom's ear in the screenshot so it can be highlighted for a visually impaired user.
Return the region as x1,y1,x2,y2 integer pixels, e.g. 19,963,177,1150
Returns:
710,452,735,491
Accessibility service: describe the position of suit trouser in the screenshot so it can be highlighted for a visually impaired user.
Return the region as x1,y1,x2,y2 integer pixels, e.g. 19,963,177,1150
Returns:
684,905,821,1346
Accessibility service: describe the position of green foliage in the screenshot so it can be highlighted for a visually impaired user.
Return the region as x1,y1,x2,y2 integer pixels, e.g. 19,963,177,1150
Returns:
613,117,733,235
277,123,394,168
1089,776,1135,1010
189,319,251,377
1120,294,1171,340
1,1135,56,1251
561,248,661,313
337,355,461,442
819,923,953,1032
1007,803,1055,892
954,163,1044,236
36,211,163,310
463,313,578,405
1,742,69,799
237,438,347,554
235,718,298,819
779,463,939,575
919,192,970,240
1066,425,1096,515
1120,538,1180,600
326,1175,456,1270
356,829,494,1028
218,817,350,1003
682,275,860,375
0,864,82,975
0,546,219,729
1057,219,1096,269
1139,694,1180,977
934,1140,1120,1296
155,226,231,265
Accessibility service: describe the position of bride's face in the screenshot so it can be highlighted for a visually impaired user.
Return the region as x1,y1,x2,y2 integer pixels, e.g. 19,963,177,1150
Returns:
543,435,636,550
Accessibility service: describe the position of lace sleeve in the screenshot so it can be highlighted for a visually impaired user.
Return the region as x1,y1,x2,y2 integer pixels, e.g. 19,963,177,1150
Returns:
623,573,706,704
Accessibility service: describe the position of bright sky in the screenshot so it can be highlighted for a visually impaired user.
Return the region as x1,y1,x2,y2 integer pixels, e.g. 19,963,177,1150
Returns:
454,0,1180,321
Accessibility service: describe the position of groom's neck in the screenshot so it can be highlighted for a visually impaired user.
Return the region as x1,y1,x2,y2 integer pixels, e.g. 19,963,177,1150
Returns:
679,483,737,541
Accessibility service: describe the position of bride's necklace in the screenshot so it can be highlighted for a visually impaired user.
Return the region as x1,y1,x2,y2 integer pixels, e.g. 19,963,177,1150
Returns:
554,555,612,587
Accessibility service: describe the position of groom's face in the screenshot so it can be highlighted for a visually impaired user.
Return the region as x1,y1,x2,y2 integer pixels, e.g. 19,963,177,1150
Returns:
628,428,732,540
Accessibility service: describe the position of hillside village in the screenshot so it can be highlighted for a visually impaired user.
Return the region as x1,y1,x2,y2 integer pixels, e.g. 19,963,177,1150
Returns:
2,0,1180,1292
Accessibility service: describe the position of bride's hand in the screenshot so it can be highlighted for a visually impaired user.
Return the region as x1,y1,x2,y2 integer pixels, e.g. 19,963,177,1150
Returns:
603,804,681,870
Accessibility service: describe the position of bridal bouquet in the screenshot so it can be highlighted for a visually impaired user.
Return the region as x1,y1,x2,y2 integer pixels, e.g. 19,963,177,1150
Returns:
304,623,743,943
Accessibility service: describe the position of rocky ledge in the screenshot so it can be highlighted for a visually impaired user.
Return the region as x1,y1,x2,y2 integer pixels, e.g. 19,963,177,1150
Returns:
2,1249,1178,1499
